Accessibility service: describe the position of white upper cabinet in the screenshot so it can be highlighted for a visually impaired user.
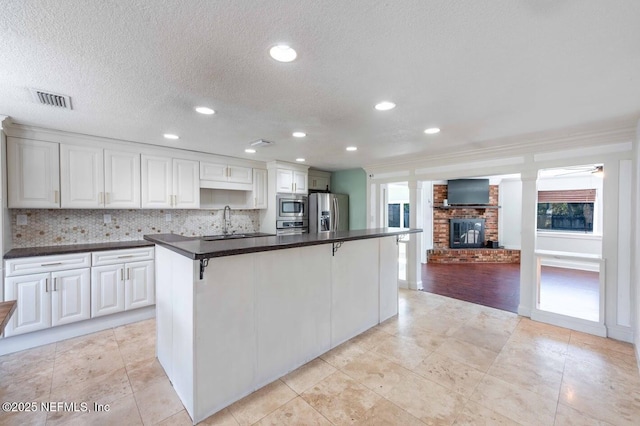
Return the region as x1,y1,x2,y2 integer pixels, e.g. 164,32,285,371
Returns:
276,168,294,193
293,171,308,194
200,162,227,182
200,162,253,185
276,168,308,194
173,158,200,208
104,150,141,208
142,155,199,208
7,137,60,208
61,145,140,208
253,169,268,209
228,165,253,184
61,145,105,208
141,155,172,208
200,161,253,191
309,170,331,191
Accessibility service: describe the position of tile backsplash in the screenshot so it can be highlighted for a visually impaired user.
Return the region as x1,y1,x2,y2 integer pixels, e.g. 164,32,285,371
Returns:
11,209,260,248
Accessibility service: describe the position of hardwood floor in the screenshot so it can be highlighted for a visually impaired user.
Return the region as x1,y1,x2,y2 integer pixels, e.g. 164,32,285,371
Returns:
421,263,521,313
421,263,601,318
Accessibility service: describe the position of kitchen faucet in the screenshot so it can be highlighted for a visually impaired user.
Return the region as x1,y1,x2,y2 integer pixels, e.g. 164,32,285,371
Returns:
223,205,232,235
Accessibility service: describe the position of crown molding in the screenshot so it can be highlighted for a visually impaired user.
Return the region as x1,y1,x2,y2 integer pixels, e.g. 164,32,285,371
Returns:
364,118,638,174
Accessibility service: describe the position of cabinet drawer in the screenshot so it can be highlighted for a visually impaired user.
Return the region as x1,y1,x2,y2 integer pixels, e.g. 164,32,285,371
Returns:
92,247,154,266
5,253,91,277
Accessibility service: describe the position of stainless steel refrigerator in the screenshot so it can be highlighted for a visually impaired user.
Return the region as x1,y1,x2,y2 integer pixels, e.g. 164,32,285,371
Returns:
309,193,349,233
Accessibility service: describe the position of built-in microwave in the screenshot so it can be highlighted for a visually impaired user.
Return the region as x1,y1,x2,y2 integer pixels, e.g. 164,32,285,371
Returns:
276,194,308,220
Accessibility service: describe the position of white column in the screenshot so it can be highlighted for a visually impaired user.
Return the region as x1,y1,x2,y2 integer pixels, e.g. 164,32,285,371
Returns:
407,181,423,290
518,171,537,317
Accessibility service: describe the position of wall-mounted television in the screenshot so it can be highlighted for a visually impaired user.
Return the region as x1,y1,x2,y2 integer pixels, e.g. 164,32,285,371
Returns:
447,179,490,205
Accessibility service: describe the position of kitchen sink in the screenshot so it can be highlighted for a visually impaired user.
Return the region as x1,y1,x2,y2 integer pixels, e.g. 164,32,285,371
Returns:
201,233,274,241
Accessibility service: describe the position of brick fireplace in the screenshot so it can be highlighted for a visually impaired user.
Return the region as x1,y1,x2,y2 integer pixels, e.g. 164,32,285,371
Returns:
427,184,520,263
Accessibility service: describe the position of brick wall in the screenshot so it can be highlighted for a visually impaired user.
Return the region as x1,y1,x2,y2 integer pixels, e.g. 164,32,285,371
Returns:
428,184,520,263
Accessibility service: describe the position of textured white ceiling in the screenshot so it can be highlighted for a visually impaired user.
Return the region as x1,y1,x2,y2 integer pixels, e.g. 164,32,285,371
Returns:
1,0,639,171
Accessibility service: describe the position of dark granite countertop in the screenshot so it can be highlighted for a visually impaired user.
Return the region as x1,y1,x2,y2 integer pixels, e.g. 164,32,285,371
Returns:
4,240,155,259
144,228,423,260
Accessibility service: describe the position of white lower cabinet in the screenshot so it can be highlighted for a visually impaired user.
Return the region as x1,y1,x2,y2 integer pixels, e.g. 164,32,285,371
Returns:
91,248,155,317
91,264,125,317
3,247,155,338
4,268,90,337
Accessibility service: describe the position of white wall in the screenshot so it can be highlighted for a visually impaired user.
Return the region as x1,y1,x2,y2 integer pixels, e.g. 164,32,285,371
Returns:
499,179,522,249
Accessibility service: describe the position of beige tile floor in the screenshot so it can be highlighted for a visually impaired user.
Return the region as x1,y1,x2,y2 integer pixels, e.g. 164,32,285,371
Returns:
1,289,639,425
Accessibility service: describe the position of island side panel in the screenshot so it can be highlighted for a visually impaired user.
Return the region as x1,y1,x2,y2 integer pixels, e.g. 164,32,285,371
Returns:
194,252,257,423
155,245,196,420
379,236,399,322
330,239,380,347
253,244,332,388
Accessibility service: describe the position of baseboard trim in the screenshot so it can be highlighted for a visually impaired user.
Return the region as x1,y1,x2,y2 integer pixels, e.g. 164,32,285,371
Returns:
606,325,634,343
0,306,155,356
517,305,532,317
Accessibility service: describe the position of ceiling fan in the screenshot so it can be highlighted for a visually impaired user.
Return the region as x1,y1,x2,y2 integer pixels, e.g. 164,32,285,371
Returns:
549,164,604,177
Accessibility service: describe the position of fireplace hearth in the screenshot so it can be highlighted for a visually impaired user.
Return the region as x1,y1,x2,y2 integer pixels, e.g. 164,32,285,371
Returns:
450,219,485,248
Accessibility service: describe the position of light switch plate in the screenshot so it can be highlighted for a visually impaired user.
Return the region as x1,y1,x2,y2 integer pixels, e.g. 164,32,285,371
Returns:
17,214,27,225
104,214,111,224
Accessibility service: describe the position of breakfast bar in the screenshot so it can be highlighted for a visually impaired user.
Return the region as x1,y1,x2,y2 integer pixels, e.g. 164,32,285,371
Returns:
145,228,421,424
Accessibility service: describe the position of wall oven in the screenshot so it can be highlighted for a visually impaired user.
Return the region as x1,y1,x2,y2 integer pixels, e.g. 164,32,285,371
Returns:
276,194,308,220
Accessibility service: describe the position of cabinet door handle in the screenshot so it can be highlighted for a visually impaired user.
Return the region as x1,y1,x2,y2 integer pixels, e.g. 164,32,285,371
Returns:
45,278,49,292
126,268,130,280
41,262,62,267
53,277,58,291
120,268,124,281
117,255,134,259
105,192,110,205
99,192,104,204
254,197,257,207
54,190,59,204
173,195,178,206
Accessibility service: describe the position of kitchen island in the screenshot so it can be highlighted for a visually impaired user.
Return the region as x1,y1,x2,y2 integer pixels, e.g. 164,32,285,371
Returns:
145,228,422,424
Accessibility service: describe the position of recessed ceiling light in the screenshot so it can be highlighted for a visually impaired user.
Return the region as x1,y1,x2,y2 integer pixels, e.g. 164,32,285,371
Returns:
296,158,306,162
292,132,306,138
374,101,396,111
346,146,358,151
195,106,215,115
424,127,441,134
269,44,297,62
244,148,256,154
163,133,179,140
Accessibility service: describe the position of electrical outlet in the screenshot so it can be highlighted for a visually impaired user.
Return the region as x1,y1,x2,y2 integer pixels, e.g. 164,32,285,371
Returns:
17,214,27,226
104,214,111,224
165,213,172,222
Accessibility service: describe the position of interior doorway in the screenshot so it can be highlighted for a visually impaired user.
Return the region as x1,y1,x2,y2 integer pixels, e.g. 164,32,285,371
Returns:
386,182,410,284
533,164,604,325
420,175,522,312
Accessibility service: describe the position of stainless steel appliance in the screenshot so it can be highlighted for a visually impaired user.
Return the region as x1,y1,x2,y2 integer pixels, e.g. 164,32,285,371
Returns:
276,194,308,220
276,220,309,236
309,193,349,233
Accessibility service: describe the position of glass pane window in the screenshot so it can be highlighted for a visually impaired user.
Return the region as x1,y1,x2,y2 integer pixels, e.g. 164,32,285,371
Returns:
388,203,410,228
388,204,400,227
403,204,410,228
537,202,594,232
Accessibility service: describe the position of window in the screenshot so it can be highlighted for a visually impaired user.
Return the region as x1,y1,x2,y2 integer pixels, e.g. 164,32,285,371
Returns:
388,203,410,228
537,189,595,232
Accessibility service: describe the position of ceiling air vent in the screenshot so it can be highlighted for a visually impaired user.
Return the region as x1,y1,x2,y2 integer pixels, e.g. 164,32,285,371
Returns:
29,88,72,110
250,139,274,147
